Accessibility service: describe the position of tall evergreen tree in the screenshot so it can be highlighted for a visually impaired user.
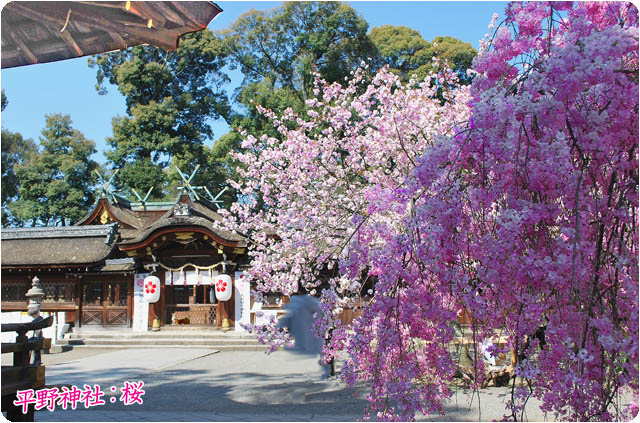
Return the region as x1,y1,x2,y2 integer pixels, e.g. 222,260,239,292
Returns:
8,114,98,226
1,89,37,226
1,89,8,111
1,129,36,226
370,26,476,83
89,29,230,197
220,2,376,138
89,3,478,205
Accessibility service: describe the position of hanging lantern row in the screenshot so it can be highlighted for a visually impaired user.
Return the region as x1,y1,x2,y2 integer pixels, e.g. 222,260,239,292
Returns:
144,256,234,302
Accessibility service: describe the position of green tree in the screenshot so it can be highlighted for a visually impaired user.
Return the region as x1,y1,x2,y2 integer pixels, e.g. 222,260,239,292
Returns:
89,29,230,196
164,130,241,207
1,130,36,226
425,35,476,82
222,2,374,98
370,26,476,83
369,25,429,77
160,143,230,205
8,114,98,226
220,2,376,137
89,3,476,206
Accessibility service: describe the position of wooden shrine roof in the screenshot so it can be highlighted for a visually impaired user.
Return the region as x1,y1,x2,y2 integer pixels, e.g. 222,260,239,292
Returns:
1,224,119,267
1,1,222,68
1,185,245,269
78,194,245,248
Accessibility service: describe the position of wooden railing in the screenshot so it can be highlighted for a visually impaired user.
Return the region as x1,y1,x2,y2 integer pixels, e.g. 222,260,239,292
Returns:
1,316,53,422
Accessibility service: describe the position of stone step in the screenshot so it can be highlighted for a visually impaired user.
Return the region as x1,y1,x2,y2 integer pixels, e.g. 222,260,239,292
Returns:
58,344,269,351
68,332,256,340
59,328,271,351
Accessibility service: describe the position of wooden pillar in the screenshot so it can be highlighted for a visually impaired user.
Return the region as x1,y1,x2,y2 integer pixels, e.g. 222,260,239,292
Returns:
76,278,83,328
101,282,107,328
127,274,134,328
216,298,224,326
13,331,29,367
160,281,166,325
147,303,154,328
149,302,159,327
228,274,235,326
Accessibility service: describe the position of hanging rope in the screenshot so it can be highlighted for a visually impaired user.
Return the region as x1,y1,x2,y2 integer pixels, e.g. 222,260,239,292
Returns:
153,260,235,273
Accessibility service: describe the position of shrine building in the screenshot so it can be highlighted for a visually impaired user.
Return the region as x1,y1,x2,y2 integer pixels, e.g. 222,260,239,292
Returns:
0,173,281,334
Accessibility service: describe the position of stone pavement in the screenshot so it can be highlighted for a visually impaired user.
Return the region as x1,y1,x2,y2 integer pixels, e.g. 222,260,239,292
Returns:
1,347,558,422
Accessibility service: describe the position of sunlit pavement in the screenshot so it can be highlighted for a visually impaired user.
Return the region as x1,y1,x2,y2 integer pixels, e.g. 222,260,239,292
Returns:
3,348,563,421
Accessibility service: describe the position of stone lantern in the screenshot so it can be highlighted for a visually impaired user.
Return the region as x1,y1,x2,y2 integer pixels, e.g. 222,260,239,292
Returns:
25,276,45,317
25,276,45,365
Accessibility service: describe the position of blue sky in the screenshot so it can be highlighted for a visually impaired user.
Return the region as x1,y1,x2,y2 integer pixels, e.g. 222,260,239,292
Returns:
0,1,507,163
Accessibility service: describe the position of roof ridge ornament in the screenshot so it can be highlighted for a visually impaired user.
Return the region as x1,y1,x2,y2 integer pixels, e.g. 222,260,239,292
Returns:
131,186,154,209
95,169,123,204
175,164,201,201
1,222,119,240
203,186,227,210
174,202,191,216
105,222,119,245
174,165,227,210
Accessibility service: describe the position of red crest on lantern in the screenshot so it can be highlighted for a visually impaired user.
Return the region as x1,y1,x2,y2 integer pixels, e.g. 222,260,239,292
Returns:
143,275,161,303
215,274,232,301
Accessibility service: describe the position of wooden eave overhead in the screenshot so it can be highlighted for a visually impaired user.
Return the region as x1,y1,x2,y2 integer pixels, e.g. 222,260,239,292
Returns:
1,1,222,69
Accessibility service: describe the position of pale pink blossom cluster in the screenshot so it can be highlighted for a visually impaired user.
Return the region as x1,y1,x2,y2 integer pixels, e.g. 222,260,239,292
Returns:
220,2,638,421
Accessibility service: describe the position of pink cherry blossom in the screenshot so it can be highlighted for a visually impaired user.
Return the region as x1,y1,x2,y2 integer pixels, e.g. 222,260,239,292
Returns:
219,2,638,420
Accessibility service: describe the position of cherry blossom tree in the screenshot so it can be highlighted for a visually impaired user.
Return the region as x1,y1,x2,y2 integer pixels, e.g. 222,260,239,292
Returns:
449,3,638,420
218,64,471,418
221,62,470,302
220,2,638,421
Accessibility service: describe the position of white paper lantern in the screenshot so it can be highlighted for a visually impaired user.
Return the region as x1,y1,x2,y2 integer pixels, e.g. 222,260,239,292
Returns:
215,274,232,302
143,276,161,303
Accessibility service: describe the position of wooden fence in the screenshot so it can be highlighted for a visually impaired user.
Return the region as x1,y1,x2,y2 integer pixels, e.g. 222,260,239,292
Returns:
1,316,53,422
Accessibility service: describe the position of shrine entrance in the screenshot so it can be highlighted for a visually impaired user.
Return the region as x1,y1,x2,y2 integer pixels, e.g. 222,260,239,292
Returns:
164,284,218,326
161,267,232,327
80,279,130,327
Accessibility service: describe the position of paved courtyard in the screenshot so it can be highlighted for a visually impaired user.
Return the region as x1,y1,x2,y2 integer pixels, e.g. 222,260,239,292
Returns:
4,347,559,421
